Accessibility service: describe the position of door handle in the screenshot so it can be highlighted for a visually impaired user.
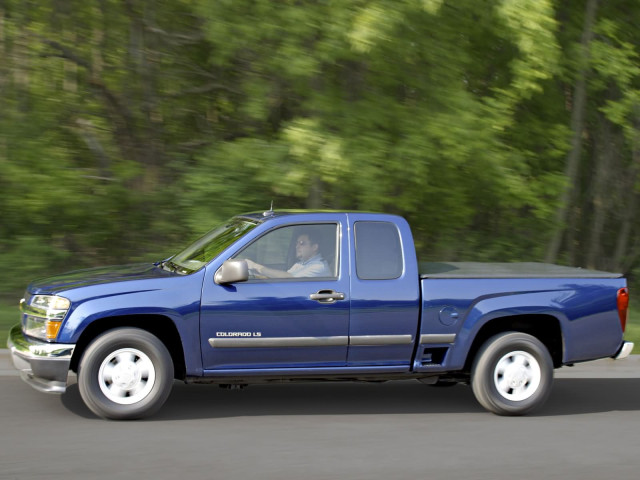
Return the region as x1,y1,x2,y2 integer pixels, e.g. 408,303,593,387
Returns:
309,290,345,303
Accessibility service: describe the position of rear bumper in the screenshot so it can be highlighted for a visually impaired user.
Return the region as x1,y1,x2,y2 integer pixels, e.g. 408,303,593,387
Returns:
7,323,74,394
613,341,634,360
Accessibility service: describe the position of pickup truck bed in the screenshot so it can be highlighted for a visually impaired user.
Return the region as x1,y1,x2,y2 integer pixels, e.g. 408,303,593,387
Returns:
420,262,623,278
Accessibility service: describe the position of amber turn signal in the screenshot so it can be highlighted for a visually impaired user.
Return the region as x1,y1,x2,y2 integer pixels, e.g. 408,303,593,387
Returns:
46,320,63,340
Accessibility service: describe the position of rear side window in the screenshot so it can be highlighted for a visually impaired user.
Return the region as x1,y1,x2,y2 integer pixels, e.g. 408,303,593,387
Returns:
354,221,403,280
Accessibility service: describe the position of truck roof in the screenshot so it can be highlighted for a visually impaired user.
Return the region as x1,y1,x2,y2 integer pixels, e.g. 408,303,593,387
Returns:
237,210,380,222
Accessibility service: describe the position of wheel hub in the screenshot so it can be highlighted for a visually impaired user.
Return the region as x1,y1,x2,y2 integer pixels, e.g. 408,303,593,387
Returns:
111,361,140,389
505,364,529,388
98,348,156,405
494,350,541,402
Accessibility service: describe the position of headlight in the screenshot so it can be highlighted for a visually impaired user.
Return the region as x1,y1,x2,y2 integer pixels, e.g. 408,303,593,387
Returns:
20,295,71,341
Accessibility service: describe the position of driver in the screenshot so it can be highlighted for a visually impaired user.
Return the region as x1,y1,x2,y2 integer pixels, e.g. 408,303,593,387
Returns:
245,232,331,278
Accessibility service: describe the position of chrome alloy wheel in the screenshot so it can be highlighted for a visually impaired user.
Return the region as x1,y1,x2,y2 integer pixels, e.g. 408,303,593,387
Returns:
98,348,156,405
493,350,541,402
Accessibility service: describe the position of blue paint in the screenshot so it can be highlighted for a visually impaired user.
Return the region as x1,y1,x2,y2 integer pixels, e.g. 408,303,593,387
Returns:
18,211,628,380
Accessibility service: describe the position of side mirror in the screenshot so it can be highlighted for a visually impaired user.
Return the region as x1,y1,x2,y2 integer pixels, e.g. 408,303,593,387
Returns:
215,260,249,285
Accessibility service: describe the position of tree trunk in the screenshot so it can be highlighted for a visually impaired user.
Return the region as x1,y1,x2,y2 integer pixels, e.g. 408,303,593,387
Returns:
613,106,640,272
306,176,324,209
613,171,639,272
0,7,6,92
13,25,31,113
124,0,164,192
586,114,616,269
545,0,598,264
92,1,106,79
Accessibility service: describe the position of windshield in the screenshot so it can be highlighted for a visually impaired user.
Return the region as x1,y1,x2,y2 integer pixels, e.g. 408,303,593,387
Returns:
168,217,258,274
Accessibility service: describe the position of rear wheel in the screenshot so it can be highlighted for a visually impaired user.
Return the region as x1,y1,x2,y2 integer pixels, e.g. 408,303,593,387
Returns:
471,332,553,416
78,328,174,420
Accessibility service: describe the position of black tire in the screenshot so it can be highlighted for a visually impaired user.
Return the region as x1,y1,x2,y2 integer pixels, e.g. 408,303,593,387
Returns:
471,332,553,416
77,328,174,420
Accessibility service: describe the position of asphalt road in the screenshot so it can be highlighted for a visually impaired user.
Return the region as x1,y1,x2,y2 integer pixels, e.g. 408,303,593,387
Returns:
1,351,640,480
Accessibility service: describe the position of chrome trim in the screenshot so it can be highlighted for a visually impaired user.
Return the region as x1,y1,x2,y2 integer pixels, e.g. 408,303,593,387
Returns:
350,335,413,346
613,341,634,360
20,295,69,321
309,291,346,303
420,334,457,344
20,299,48,317
209,336,349,348
209,334,416,349
7,324,74,394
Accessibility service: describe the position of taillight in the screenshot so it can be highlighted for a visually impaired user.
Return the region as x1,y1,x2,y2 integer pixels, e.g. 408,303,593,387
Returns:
617,287,629,332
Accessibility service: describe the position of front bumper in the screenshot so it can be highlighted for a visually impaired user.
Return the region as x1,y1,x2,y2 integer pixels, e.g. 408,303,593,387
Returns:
7,323,75,394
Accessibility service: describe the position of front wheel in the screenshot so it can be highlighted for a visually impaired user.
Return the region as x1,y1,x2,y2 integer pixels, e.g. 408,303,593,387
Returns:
471,332,553,416
78,328,174,420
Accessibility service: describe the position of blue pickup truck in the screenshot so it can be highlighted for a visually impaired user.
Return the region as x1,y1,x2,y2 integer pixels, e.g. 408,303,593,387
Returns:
8,210,633,419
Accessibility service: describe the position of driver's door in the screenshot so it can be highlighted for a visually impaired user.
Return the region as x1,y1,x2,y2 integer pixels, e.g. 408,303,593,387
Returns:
199,219,349,372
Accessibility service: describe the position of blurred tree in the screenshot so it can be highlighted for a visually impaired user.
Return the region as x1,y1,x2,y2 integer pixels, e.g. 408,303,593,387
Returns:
189,0,564,260
0,0,225,293
2,0,640,296
586,2,640,273
545,0,598,264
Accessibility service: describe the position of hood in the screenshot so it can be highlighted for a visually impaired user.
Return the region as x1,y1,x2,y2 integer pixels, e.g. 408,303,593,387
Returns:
27,263,174,295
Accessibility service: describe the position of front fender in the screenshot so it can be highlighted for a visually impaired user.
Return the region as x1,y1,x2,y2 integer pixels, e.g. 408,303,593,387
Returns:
56,274,204,376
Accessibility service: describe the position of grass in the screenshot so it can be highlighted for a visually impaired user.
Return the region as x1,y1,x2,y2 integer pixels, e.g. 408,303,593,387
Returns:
1,301,639,354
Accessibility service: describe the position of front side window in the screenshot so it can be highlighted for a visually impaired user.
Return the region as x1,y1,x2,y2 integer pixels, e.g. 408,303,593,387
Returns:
234,224,338,281
355,221,403,280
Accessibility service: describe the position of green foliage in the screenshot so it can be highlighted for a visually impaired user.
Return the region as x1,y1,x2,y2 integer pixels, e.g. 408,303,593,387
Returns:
1,0,640,297
0,302,20,347
495,0,561,102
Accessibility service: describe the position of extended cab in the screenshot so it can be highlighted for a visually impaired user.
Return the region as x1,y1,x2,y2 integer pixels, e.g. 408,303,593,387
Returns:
8,211,633,419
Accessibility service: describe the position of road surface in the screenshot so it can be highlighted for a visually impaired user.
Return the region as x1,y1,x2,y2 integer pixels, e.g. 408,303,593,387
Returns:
1,350,639,480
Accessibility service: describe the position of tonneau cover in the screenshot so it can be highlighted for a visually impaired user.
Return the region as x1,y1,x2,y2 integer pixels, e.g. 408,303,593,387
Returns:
420,262,623,279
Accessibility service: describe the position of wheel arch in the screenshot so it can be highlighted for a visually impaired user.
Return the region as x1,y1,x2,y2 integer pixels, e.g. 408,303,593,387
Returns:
464,314,563,372
69,314,186,380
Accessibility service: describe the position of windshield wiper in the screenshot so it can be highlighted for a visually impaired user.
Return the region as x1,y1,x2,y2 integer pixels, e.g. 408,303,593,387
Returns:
159,260,179,273
162,259,194,275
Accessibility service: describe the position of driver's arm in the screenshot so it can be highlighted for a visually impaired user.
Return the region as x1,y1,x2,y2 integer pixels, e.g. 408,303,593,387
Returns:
245,259,293,278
